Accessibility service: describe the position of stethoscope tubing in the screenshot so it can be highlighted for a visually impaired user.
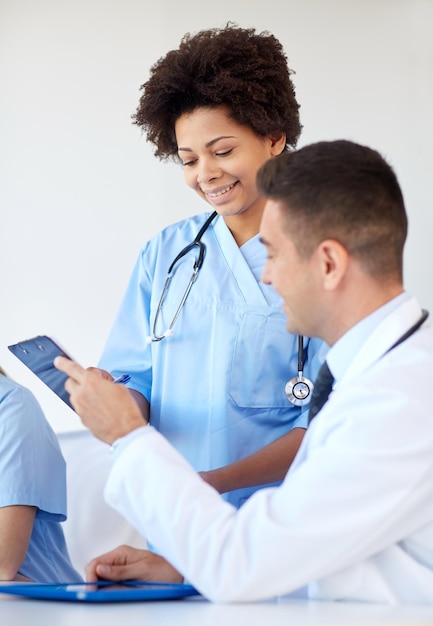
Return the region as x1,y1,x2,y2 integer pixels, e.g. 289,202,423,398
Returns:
146,212,218,343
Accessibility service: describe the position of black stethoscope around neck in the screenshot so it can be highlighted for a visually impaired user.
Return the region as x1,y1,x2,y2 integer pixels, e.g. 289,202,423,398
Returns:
146,211,313,406
286,308,430,408
146,211,219,343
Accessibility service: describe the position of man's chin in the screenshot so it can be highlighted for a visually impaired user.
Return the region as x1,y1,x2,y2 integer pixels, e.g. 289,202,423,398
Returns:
286,322,302,336
283,308,303,336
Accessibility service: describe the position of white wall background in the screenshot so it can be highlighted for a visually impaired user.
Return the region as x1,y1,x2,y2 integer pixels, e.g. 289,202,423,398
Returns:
1,0,432,432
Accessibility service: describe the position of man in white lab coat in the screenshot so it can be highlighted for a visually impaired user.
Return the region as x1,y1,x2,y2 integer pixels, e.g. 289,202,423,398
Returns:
56,139,433,604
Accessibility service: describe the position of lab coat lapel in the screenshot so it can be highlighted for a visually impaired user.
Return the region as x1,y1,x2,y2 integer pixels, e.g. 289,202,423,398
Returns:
213,217,267,306
339,297,424,384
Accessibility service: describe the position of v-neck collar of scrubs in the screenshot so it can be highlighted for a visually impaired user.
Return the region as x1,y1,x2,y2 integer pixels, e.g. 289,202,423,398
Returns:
213,216,268,306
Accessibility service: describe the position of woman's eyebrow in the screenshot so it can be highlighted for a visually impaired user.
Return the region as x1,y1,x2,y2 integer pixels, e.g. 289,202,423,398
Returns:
178,135,236,152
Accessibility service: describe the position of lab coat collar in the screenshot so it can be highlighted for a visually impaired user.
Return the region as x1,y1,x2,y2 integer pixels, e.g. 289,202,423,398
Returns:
337,296,425,385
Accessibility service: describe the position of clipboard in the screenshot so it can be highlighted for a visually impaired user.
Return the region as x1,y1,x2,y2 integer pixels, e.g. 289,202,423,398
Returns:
0,580,200,602
7,335,74,409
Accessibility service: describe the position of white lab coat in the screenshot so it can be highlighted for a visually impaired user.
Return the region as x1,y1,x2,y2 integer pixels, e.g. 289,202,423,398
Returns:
105,296,433,604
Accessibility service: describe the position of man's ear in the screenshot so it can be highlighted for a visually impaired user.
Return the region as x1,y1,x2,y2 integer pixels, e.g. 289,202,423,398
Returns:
316,239,349,291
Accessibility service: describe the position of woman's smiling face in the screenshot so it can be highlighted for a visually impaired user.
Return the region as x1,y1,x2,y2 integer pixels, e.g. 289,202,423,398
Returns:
175,105,286,221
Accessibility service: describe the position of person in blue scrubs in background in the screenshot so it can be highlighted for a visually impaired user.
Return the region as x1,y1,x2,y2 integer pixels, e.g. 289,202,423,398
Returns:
0,370,80,582
97,25,325,503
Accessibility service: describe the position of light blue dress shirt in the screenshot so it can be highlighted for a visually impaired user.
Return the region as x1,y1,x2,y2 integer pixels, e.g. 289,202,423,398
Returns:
99,212,326,507
0,375,81,581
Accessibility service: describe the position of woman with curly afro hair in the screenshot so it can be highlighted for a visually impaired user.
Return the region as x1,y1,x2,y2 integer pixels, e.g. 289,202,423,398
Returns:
133,25,301,161
92,23,326,583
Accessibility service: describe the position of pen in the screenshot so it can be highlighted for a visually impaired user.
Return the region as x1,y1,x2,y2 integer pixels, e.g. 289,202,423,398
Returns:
112,374,131,385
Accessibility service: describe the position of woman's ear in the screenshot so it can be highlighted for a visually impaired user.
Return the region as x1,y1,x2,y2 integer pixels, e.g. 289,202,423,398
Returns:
269,132,287,156
317,239,350,291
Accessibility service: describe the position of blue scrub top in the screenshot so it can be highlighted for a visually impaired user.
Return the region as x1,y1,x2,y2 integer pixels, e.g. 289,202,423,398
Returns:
0,375,81,581
99,213,326,507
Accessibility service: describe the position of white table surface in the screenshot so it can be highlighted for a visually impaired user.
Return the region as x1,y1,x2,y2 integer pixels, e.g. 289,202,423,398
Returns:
2,593,433,625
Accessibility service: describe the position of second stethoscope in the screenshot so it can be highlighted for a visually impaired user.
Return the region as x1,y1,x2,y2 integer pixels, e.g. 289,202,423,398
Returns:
145,211,314,406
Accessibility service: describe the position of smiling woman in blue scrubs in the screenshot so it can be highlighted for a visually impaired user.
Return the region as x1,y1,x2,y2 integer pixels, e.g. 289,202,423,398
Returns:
0,372,80,581
97,25,325,506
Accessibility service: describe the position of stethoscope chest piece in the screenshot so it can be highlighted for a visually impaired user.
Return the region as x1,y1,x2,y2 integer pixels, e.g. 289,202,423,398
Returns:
285,335,314,406
285,375,314,407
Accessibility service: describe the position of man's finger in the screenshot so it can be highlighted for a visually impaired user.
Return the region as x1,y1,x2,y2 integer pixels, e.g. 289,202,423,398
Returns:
95,563,132,581
54,356,85,381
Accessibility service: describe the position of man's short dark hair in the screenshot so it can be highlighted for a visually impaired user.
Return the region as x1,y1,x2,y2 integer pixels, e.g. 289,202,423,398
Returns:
257,139,408,280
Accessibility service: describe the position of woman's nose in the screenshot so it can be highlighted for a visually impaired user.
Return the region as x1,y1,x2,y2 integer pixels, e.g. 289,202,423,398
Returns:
197,159,221,185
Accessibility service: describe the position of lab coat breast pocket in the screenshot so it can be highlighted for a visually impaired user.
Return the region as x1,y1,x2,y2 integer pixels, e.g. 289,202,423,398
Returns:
229,312,298,409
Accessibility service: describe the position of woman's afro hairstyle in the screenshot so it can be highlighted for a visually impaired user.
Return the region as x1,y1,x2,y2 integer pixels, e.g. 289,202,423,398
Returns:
132,24,302,160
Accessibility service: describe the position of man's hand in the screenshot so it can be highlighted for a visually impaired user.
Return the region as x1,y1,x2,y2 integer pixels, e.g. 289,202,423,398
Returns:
54,357,145,445
85,545,183,583
87,367,150,424
86,366,114,382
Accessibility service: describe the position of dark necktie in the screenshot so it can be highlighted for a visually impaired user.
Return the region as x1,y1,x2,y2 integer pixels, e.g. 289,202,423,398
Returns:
308,361,335,424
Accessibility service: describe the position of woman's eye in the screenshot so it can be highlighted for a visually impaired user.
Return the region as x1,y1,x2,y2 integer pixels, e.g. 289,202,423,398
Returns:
216,149,232,157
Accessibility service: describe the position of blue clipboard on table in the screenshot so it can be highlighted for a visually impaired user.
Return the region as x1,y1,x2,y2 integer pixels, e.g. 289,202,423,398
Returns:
0,581,200,603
